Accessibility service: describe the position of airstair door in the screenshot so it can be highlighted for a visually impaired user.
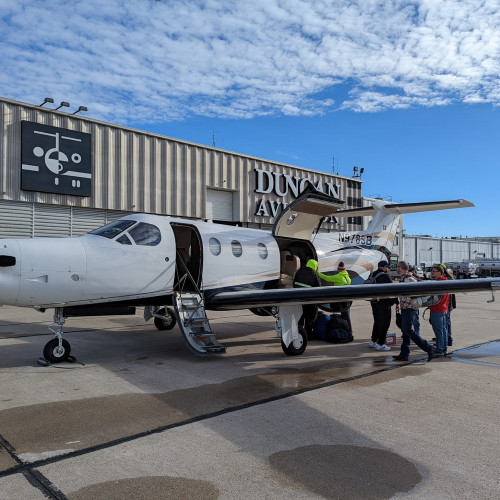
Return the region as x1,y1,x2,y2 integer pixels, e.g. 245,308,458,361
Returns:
172,292,226,356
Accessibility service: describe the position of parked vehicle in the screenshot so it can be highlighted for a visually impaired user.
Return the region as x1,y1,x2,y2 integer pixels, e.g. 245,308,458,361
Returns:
445,261,479,279
476,260,500,278
413,266,424,279
422,266,434,279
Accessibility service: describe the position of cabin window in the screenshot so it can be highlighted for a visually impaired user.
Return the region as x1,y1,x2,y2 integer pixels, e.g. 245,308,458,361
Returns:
89,219,137,239
258,243,268,259
209,237,221,256
231,240,243,257
128,223,161,246
116,234,132,245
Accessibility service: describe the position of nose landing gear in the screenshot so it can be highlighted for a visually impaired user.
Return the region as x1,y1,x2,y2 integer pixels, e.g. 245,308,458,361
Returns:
42,308,71,363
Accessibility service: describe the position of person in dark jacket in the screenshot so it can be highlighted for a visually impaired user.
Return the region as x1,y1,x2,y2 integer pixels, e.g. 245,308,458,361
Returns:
368,260,397,351
293,259,321,339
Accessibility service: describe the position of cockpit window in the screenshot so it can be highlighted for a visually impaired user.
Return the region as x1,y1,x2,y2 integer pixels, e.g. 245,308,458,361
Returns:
128,222,161,246
90,219,137,239
116,234,132,245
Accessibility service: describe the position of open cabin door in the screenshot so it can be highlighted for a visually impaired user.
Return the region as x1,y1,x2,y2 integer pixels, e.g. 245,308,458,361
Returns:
171,223,202,292
272,190,345,241
170,223,225,356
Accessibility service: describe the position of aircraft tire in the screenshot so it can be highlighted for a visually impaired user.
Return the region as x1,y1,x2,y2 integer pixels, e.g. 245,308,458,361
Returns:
43,339,71,363
281,326,307,356
154,307,177,331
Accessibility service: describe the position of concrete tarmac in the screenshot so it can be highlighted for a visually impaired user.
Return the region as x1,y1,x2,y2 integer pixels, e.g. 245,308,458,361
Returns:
0,292,499,499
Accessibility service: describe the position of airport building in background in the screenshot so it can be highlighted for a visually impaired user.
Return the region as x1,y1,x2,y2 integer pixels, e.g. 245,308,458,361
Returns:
1,96,499,263
0,96,363,239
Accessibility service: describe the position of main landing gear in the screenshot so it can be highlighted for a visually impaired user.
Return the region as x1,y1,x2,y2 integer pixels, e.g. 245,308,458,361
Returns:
281,325,307,356
42,308,71,363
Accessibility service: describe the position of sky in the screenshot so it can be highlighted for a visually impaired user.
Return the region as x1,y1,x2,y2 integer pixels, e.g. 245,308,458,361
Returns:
1,0,499,237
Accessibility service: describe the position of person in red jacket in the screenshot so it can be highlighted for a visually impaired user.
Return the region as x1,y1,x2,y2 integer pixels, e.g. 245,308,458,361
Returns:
429,265,450,356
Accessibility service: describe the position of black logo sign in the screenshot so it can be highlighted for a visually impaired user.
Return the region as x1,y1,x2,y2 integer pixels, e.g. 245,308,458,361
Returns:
21,121,92,196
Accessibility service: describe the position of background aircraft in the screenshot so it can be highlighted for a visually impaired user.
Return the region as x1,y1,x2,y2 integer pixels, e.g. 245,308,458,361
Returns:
0,189,497,361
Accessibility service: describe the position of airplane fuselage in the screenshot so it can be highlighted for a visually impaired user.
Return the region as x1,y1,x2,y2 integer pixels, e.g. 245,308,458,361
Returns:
0,213,388,309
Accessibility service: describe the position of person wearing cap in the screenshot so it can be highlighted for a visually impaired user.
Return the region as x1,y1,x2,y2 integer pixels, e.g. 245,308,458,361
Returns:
293,259,321,339
315,261,352,333
368,260,398,351
316,261,351,286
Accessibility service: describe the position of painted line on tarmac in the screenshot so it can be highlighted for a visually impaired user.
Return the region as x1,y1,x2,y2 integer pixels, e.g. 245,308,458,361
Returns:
0,434,68,499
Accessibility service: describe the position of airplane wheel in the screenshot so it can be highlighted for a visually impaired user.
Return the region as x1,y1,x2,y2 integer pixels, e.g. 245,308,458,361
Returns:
43,339,71,363
281,326,307,356
154,307,177,331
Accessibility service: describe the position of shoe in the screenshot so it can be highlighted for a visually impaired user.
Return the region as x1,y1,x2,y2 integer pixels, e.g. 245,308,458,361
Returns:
376,344,391,351
427,347,436,362
392,355,409,361
434,350,445,357
443,349,448,356
368,340,377,348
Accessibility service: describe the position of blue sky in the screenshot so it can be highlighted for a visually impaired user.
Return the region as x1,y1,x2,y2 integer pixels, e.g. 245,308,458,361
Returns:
1,0,499,237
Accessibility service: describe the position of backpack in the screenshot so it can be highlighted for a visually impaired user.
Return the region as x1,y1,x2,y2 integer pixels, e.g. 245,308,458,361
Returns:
313,313,330,341
325,315,353,343
449,294,456,311
326,328,353,344
364,272,377,284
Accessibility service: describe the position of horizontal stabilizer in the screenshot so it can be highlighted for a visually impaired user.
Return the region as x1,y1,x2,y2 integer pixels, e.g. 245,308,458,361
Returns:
207,278,499,311
334,199,474,217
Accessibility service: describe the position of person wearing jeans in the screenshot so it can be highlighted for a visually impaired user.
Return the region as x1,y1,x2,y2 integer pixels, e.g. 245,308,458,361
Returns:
393,261,436,362
429,265,450,356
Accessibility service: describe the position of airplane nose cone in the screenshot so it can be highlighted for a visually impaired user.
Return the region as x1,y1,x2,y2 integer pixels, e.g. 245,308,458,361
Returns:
0,240,21,305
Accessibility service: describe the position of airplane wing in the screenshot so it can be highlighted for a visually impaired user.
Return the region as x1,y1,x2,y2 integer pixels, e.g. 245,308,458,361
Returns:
206,278,500,311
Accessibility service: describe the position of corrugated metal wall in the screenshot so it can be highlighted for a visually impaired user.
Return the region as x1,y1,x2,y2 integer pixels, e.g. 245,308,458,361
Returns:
0,199,129,238
1,97,362,234
402,235,500,266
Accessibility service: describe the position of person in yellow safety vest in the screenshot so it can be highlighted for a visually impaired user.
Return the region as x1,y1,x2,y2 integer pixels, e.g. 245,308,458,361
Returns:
316,261,351,286
315,261,352,334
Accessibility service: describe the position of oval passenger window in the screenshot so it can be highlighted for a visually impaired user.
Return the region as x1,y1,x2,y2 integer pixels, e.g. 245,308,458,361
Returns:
231,240,243,257
258,243,268,259
209,237,221,256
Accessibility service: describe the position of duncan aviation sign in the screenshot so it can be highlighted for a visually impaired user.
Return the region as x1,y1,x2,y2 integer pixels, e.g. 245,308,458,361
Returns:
253,168,341,220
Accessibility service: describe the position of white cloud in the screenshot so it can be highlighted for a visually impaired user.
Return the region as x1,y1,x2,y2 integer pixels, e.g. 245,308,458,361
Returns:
0,0,499,123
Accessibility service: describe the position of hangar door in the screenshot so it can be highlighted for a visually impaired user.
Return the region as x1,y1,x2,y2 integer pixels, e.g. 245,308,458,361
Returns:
206,189,233,221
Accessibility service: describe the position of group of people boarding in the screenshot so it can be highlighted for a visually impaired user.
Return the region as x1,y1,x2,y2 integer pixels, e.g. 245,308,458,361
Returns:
293,257,454,362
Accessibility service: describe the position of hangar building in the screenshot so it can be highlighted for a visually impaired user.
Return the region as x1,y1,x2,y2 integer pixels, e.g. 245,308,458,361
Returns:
0,96,364,239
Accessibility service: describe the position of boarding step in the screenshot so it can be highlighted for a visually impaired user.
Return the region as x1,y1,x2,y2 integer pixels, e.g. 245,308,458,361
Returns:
173,291,226,356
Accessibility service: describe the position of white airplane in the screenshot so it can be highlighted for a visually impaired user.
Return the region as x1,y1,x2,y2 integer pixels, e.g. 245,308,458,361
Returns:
0,188,498,362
